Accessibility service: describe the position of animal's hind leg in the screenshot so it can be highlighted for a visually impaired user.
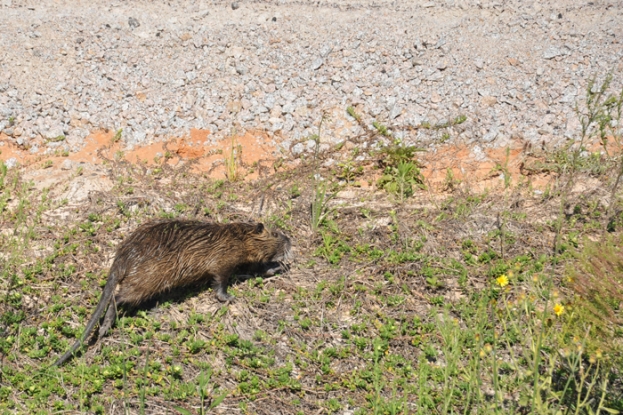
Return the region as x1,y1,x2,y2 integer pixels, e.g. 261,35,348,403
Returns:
98,297,118,340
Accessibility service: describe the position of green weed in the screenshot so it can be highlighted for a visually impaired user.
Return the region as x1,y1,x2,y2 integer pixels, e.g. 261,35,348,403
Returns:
112,128,123,143
376,139,425,201
225,134,241,182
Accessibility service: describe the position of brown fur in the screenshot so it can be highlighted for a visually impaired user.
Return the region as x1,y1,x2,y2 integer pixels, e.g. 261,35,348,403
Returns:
54,220,291,366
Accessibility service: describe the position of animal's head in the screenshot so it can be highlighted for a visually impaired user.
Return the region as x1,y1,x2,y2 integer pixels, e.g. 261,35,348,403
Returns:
246,222,292,264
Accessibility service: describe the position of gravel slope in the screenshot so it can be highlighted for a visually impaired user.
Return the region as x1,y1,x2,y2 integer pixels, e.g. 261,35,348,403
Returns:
0,0,622,161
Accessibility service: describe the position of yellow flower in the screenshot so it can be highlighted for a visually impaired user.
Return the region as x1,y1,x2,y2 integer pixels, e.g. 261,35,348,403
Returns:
480,344,492,357
553,303,565,316
496,275,509,287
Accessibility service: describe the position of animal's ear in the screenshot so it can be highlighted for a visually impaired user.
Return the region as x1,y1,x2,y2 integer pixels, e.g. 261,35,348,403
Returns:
254,223,265,234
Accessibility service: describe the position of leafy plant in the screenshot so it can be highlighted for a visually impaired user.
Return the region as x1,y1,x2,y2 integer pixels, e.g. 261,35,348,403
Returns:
596,75,623,236
310,180,336,232
335,150,364,184
309,113,336,232
347,106,361,121
375,138,426,200
372,120,390,137
376,138,425,170
174,369,227,415
553,73,622,253
378,160,423,202
112,128,123,143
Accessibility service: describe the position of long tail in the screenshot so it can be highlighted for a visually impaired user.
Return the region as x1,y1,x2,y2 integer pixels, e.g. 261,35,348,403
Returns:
53,267,119,366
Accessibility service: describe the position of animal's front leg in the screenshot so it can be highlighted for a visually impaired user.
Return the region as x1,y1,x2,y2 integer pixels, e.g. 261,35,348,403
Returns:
262,263,287,277
213,275,235,302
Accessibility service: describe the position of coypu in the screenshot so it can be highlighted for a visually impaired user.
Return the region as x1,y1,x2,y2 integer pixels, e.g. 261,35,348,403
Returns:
54,219,291,366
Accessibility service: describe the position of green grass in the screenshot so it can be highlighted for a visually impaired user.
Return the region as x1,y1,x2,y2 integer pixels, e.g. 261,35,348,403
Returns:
1,152,621,414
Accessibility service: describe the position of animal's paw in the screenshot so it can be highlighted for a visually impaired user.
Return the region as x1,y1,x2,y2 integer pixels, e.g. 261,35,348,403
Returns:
216,292,235,302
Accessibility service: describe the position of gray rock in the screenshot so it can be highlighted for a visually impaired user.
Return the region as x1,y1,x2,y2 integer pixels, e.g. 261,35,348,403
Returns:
134,129,147,144
128,17,140,29
291,143,304,155
240,111,255,122
282,103,294,114
44,126,65,140
385,96,397,110
264,94,276,109
269,117,284,131
482,128,498,143
543,46,563,59
60,159,73,170
471,145,487,162
310,58,324,71
231,2,240,10
427,72,444,82
306,139,317,152
389,105,402,120
320,44,333,58
4,157,17,169
63,175,113,204
559,87,577,103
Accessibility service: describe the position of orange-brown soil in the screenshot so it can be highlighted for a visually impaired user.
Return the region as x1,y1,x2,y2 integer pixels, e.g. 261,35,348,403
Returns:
0,129,278,181
0,129,613,192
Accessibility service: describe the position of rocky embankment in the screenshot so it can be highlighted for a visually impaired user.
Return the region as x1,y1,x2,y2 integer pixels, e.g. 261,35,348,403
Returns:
0,0,621,170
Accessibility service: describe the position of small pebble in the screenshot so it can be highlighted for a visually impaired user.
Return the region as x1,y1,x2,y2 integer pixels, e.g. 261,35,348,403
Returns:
60,159,73,170
128,17,140,29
